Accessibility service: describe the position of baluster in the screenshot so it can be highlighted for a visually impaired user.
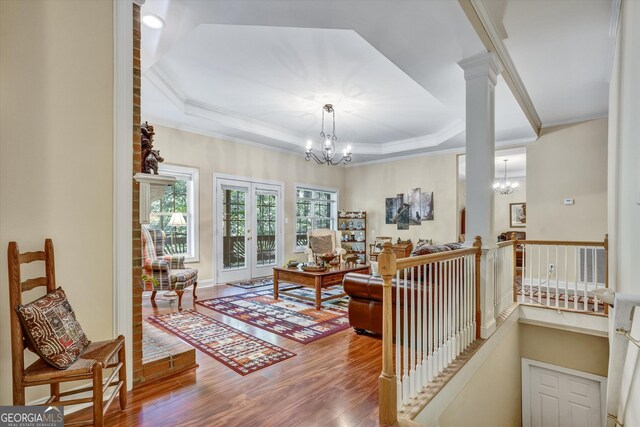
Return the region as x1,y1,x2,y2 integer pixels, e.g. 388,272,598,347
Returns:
447,259,452,364
438,260,444,372
537,245,542,304
564,246,568,309
593,247,598,312
409,267,416,398
426,263,432,382
402,270,409,404
421,264,428,387
430,260,435,380
395,270,401,408
545,246,550,307
583,248,588,311
573,246,578,310
554,246,559,308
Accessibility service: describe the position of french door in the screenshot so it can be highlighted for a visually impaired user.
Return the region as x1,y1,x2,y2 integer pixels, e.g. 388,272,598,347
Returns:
215,177,283,283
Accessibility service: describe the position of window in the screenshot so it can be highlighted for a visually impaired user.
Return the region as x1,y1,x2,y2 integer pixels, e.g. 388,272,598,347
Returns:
149,165,199,262
295,186,338,252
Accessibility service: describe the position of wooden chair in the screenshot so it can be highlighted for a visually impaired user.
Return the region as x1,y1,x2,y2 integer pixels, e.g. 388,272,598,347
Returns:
8,239,127,426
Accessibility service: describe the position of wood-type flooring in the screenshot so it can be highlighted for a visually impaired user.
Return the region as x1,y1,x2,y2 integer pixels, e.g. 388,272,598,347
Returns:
66,284,383,426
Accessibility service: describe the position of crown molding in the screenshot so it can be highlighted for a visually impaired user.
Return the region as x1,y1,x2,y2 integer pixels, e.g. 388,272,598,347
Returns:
143,115,302,156
459,0,542,136
144,64,469,155
540,113,608,129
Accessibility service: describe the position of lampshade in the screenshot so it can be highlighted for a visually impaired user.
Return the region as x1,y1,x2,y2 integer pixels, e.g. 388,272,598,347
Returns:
168,212,186,227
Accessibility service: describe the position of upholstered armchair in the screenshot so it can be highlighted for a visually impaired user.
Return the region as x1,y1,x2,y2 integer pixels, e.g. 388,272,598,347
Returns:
304,229,346,263
142,226,198,310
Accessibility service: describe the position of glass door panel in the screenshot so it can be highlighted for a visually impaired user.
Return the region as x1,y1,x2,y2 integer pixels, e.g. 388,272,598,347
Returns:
252,185,281,278
222,189,247,270
216,178,282,283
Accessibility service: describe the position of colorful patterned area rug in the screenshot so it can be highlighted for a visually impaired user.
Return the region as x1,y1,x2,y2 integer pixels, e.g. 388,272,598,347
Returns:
146,310,296,375
196,287,350,344
226,276,274,289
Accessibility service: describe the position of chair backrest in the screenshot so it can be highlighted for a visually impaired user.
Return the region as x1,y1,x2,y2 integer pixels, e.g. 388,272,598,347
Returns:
142,226,166,261
7,239,57,390
307,229,338,254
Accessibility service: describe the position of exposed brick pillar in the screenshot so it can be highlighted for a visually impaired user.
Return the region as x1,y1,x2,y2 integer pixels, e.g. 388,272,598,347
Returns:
132,2,143,385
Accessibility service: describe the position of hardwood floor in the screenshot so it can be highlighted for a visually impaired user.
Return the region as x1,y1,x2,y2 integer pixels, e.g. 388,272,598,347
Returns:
66,284,383,426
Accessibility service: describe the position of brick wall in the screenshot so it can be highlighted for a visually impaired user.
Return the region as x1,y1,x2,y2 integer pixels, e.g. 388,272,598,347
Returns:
132,3,143,385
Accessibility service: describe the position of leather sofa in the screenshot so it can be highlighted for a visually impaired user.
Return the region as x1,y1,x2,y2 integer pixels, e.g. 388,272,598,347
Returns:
343,242,463,335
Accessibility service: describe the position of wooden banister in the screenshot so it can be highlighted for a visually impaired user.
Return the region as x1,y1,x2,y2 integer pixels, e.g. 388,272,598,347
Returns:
395,246,478,270
378,242,397,426
518,240,604,247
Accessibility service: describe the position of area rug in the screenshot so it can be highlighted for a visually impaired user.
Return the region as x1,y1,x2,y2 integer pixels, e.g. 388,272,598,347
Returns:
146,310,296,375
195,287,350,344
226,276,274,289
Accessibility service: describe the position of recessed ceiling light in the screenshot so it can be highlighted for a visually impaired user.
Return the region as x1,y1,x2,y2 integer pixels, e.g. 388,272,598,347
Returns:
142,14,165,29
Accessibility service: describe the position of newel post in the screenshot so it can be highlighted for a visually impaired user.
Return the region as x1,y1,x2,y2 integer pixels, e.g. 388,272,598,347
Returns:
473,236,482,339
378,242,397,425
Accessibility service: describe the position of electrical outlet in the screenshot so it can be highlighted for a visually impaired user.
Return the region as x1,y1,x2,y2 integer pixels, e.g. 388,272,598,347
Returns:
548,264,555,273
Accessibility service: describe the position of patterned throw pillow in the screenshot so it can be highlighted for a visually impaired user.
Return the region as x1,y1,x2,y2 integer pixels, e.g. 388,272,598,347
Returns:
309,235,334,255
15,288,90,370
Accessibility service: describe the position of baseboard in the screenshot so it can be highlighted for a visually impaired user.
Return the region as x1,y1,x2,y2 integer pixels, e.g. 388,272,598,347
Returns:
197,278,215,288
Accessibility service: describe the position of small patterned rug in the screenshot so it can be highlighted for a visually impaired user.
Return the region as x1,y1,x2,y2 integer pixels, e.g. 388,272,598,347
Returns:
196,287,350,344
146,310,296,375
226,276,274,289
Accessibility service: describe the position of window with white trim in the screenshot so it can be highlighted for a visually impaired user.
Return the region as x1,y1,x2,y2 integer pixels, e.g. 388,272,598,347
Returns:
295,186,338,252
149,165,199,262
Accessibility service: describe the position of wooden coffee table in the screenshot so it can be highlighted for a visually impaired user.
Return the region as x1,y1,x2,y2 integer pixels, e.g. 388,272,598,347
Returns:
273,263,370,309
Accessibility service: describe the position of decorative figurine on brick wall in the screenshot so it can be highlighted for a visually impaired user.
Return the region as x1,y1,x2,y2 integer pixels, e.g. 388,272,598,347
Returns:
141,121,164,174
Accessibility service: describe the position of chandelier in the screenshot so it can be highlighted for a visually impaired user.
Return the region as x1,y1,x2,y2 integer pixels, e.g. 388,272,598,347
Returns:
493,159,519,195
305,104,352,166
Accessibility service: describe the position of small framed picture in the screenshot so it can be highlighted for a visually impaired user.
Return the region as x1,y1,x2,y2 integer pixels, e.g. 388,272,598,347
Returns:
371,237,392,254
510,202,526,228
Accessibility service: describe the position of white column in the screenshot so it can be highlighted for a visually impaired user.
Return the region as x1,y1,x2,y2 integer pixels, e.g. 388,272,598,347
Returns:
458,52,502,246
459,52,503,338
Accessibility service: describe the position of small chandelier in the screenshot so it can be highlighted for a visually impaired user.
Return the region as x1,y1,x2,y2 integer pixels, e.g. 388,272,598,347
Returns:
305,104,352,166
493,159,519,195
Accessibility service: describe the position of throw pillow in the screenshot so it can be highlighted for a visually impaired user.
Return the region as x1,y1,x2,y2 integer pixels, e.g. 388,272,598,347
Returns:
309,235,334,255
15,288,90,370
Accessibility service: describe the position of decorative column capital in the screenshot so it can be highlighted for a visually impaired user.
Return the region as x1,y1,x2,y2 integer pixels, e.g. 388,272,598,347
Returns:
458,52,503,87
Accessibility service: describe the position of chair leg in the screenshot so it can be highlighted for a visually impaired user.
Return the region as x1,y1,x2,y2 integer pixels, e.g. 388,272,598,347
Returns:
50,383,60,402
176,289,184,311
92,364,104,427
117,337,127,410
192,282,198,300
13,379,25,406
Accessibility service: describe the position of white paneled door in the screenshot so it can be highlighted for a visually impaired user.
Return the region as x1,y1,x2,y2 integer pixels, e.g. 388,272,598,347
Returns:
523,359,606,427
215,177,283,284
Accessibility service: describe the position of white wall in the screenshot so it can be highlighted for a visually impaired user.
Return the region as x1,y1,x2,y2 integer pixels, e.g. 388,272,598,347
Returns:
458,179,527,239
343,154,459,246
608,0,640,294
0,0,114,405
151,125,346,282
527,119,608,241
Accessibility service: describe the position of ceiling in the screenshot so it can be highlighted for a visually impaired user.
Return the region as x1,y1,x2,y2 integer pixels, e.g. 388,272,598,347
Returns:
140,0,615,164
483,0,615,127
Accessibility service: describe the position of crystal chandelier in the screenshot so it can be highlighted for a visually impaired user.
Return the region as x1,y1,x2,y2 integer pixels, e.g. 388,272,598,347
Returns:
493,159,519,195
305,104,352,166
